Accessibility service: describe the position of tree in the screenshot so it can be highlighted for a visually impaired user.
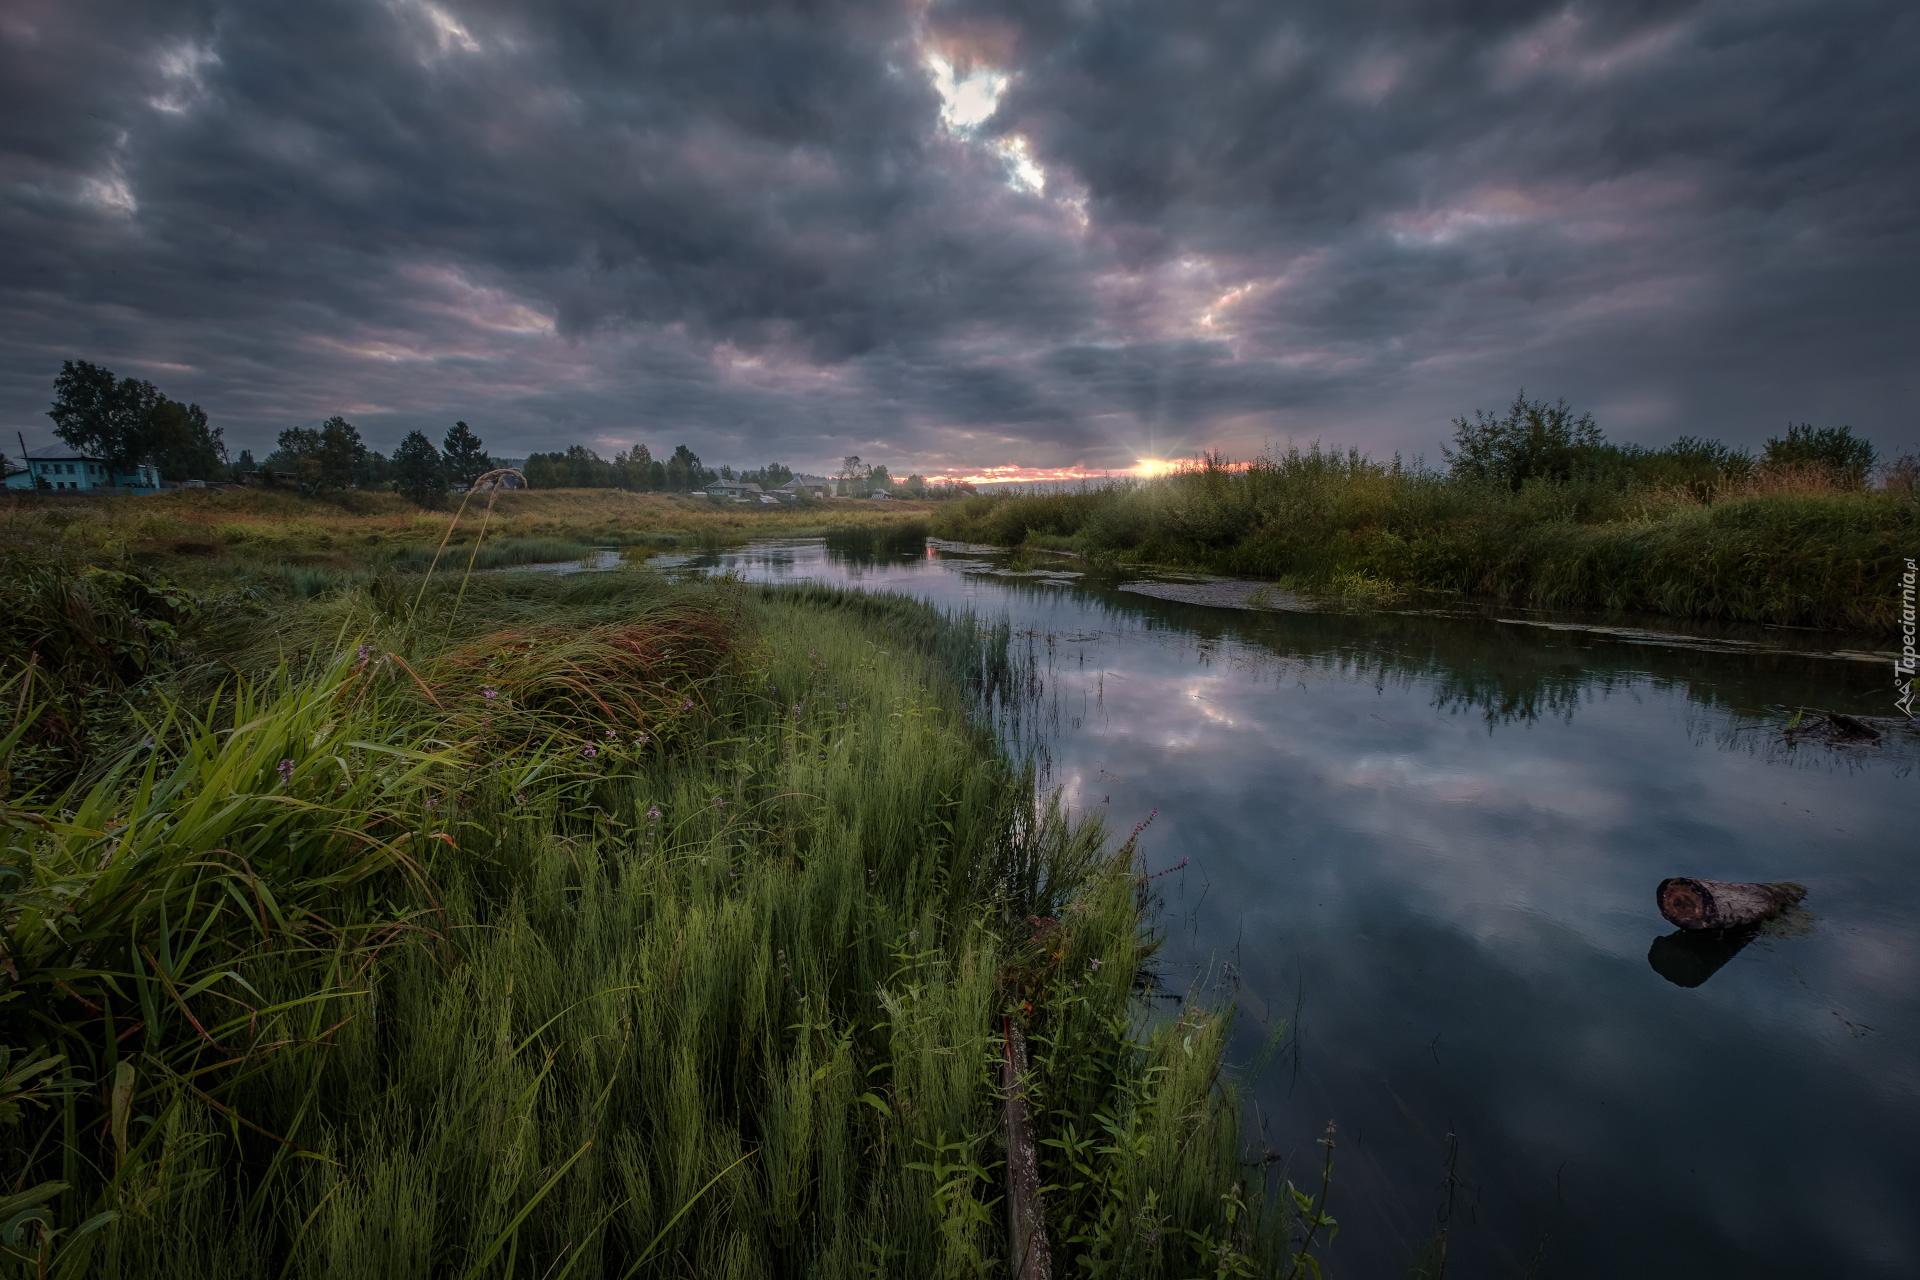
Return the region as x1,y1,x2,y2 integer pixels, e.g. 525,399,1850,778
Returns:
443,421,493,490
868,464,892,492
233,448,257,476
742,462,793,488
276,416,368,493
837,455,868,496
1444,391,1604,489
614,443,654,491
1762,424,1876,487
391,430,446,507
46,359,227,479
665,444,707,492
147,398,227,480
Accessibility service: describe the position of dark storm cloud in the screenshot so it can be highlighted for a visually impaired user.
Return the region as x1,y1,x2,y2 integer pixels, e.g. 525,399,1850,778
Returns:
1,0,1915,473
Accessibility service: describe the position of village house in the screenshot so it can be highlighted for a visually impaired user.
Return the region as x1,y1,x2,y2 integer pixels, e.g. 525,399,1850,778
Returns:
3,445,161,493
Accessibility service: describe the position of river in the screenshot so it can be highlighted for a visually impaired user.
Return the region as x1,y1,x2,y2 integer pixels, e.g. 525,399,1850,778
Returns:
654,535,1916,1278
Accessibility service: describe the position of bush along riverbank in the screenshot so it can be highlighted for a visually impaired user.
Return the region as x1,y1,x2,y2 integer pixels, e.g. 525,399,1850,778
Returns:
932,408,1919,637
1,559,1303,1277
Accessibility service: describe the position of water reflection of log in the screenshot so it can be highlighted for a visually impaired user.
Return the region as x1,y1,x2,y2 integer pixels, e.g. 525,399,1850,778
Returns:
1648,927,1759,987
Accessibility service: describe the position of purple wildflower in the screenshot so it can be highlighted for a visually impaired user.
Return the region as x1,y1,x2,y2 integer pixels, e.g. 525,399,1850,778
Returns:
909,930,919,942
714,796,724,810
583,745,597,759
514,791,527,805
357,643,371,661
1089,958,1102,973
647,807,661,821
605,728,617,739
483,686,498,700
682,698,694,711
277,759,294,782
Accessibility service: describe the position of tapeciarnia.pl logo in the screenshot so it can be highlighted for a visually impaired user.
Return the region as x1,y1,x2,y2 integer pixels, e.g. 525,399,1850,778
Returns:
1898,557,1916,719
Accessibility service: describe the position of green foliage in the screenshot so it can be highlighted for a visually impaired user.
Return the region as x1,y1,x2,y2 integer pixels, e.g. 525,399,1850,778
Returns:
1763,423,1877,486
443,421,494,491
391,430,447,509
275,416,369,494
0,554,200,789
46,359,227,481
934,439,1917,635
0,568,1276,1278
665,445,712,493
740,463,794,489
1444,391,1603,489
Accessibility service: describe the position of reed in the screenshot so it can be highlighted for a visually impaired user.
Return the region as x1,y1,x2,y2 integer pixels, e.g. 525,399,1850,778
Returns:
2,570,1289,1277
931,448,1919,635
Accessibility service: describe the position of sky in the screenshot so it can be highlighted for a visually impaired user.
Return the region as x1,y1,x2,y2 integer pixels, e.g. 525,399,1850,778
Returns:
2,0,1916,480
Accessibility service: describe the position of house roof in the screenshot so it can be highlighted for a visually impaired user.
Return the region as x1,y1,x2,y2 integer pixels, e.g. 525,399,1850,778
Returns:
21,445,104,462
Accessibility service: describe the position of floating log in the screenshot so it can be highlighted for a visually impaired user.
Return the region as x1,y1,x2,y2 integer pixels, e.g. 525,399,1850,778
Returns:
1002,1016,1051,1280
1825,713,1880,741
1656,878,1806,932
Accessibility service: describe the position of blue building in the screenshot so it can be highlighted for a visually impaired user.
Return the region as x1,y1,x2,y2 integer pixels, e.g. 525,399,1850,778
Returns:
4,446,160,493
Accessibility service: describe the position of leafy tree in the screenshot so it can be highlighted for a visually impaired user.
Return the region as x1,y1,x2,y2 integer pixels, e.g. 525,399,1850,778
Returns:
443,421,493,490
276,416,368,493
665,444,709,492
46,359,227,480
234,448,256,476
1762,423,1876,487
837,455,869,496
146,399,227,480
905,473,927,498
741,462,793,488
355,450,390,490
1444,391,1604,489
868,464,892,492
614,443,654,490
391,430,446,507
521,446,615,489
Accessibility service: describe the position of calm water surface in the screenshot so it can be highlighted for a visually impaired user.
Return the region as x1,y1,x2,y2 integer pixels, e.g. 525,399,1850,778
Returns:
664,538,1916,1278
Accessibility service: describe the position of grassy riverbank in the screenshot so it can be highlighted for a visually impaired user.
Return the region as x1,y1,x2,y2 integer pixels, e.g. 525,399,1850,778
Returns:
3,487,933,589
2,535,1298,1275
931,450,1919,636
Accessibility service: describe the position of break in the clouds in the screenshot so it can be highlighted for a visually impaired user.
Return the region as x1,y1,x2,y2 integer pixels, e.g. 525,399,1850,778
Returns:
2,0,1916,476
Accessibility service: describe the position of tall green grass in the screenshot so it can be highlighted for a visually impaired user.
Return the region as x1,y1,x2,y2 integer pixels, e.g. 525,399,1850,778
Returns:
2,573,1288,1277
933,449,1919,634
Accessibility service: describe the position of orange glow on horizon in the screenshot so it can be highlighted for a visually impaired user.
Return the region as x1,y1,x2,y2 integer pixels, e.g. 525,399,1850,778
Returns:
915,456,1242,486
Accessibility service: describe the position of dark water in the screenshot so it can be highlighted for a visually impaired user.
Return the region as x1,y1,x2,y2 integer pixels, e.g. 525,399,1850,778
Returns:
669,538,1918,1278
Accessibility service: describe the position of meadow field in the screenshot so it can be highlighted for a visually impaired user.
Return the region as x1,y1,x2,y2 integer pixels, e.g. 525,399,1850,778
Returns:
0,489,1302,1279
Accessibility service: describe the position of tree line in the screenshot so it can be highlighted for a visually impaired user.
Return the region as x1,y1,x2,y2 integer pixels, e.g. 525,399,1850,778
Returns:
14,359,958,507
1443,391,1889,493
